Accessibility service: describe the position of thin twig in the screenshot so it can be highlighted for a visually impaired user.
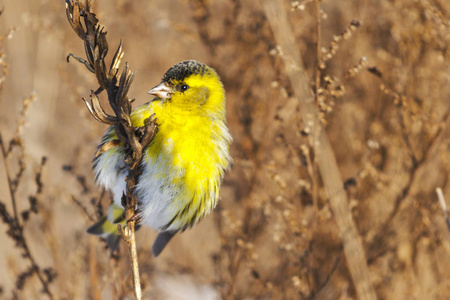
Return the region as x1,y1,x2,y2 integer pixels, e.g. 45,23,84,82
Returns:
0,135,54,299
314,0,321,98
311,0,321,216
118,218,141,298
261,1,376,299
71,195,96,222
436,187,450,232
0,134,20,227
365,82,450,262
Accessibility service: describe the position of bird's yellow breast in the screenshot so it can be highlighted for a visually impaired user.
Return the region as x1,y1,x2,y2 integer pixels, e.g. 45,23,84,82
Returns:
130,91,230,230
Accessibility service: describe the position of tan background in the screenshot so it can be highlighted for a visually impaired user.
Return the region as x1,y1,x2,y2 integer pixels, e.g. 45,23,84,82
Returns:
0,0,449,299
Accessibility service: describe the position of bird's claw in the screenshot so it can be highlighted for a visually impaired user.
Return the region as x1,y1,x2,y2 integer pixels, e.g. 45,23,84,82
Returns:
128,211,142,224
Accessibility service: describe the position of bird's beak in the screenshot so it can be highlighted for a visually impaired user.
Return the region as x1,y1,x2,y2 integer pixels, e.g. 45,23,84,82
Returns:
148,82,172,100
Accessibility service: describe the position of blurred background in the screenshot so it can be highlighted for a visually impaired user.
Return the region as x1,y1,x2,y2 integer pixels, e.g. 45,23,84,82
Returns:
0,0,449,299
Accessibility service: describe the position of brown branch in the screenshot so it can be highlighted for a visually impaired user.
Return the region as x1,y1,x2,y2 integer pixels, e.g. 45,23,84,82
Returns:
0,135,54,299
365,70,450,262
261,0,376,299
65,1,158,299
72,195,96,222
306,0,321,224
314,0,321,98
436,187,450,232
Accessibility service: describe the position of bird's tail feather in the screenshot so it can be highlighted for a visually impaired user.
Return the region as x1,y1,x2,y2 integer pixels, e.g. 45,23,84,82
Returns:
88,203,173,256
87,203,127,252
152,231,177,257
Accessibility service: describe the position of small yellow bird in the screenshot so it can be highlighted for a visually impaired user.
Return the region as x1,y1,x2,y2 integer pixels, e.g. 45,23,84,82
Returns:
87,60,232,256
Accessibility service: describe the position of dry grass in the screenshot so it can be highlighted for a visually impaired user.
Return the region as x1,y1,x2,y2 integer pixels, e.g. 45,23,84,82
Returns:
0,0,449,299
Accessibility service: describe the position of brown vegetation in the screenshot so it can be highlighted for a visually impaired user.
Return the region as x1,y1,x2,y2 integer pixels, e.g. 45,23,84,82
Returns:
0,0,449,299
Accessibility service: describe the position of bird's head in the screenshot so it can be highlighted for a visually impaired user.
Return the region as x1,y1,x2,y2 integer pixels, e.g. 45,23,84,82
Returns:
148,60,225,118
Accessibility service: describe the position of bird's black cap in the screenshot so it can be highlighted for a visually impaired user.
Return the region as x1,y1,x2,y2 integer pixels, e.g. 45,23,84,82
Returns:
162,60,208,83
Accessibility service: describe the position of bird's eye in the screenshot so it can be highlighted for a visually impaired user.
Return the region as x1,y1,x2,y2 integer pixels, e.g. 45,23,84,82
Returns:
180,84,189,92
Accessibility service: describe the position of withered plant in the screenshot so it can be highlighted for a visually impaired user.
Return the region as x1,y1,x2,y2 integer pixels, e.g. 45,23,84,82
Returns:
65,1,157,298
0,95,56,300
0,11,57,299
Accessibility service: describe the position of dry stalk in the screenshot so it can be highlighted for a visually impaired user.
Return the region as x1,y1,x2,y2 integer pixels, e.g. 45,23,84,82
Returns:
314,0,321,96
0,91,55,299
261,0,376,299
0,137,54,299
311,0,321,219
436,188,450,232
366,69,450,262
65,1,157,299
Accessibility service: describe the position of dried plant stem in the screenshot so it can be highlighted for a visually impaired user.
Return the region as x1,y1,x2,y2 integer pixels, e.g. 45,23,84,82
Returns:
0,135,54,300
89,238,101,300
1,138,20,225
118,220,141,299
128,227,141,298
436,187,450,232
262,0,376,299
118,165,145,300
65,1,157,298
314,0,321,95
311,0,321,216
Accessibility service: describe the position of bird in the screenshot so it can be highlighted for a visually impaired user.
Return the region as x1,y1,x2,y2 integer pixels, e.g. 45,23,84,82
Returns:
86,60,232,257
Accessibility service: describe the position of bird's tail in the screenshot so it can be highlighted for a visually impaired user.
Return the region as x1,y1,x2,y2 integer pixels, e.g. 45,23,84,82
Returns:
87,203,127,252
152,231,177,257
87,202,174,256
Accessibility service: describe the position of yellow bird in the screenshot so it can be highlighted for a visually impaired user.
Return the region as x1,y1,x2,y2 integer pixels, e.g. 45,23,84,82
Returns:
87,60,232,256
